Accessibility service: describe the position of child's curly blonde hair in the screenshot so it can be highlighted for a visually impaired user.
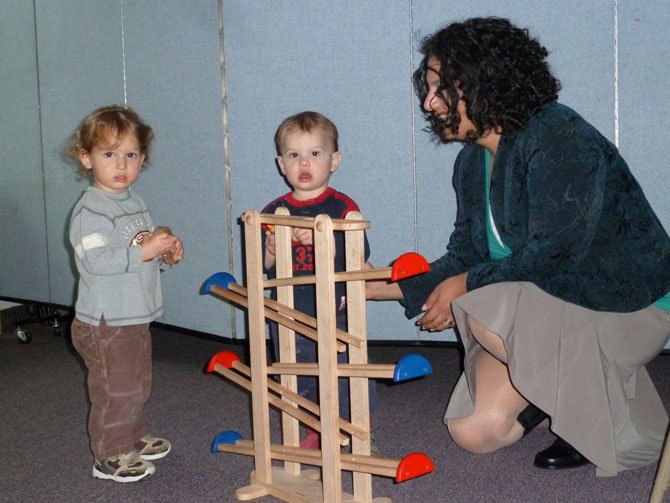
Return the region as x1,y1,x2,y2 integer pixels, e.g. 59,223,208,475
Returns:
67,105,154,177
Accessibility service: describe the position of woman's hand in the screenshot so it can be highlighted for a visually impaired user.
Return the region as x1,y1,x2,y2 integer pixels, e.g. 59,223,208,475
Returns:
416,272,468,331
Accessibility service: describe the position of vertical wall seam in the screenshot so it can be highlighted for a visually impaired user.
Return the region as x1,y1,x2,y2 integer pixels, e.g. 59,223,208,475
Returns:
217,0,237,340
613,0,619,147
120,0,128,106
408,0,422,343
33,0,51,303
409,0,418,254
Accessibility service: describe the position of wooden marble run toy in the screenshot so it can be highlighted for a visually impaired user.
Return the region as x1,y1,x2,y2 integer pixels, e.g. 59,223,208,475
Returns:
202,208,434,502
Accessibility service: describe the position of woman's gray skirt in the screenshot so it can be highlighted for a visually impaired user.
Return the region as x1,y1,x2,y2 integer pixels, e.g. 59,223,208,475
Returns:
448,281,670,476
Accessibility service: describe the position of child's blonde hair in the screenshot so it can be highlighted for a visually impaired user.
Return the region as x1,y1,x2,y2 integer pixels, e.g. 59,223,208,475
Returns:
67,105,154,176
274,111,339,155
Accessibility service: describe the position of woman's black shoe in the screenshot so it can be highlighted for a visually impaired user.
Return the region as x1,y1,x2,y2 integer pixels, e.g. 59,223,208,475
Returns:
517,403,548,436
534,436,590,469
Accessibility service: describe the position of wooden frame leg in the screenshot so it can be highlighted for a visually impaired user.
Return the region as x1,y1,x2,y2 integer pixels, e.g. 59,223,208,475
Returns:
650,430,670,503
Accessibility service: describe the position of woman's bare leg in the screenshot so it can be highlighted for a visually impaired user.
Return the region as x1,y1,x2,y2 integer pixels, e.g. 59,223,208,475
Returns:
447,315,529,453
467,315,509,363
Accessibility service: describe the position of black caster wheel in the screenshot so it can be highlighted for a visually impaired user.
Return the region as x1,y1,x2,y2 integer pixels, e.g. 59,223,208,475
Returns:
51,318,63,336
16,327,32,344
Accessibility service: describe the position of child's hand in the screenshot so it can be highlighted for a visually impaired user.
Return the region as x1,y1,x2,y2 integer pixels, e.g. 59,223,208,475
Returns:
141,230,180,262
292,228,313,245
264,232,276,270
265,233,276,257
165,236,184,264
153,226,184,264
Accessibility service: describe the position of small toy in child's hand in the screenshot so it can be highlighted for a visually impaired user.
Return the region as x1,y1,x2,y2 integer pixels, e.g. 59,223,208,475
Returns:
154,226,182,265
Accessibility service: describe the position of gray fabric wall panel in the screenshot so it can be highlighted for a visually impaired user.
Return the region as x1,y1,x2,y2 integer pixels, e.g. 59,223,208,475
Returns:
1,1,668,341
0,1,49,302
34,1,126,307
121,0,231,336
222,1,418,340
618,3,670,230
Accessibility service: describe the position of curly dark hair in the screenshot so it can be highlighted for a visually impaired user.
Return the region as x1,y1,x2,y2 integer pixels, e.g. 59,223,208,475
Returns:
413,17,561,143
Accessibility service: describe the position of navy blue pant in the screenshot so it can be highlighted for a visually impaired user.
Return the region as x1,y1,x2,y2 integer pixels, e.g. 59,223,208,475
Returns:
269,314,377,420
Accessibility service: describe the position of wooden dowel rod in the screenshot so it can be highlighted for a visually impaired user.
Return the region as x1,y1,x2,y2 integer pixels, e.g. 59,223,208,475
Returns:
269,362,396,380
231,361,317,416
231,361,368,441
256,214,317,229
209,284,348,351
263,441,400,470
213,364,349,446
336,269,392,282
216,440,399,477
214,365,319,433
221,283,363,349
262,276,316,288
258,213,370,231
264,267,392,289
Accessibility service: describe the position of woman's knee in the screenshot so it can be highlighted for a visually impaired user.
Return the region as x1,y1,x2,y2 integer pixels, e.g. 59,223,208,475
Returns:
447,410,521,454
448,416,494,453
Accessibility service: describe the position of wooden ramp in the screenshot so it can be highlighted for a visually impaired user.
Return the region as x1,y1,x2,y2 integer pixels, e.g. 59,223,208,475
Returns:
203,209,434,502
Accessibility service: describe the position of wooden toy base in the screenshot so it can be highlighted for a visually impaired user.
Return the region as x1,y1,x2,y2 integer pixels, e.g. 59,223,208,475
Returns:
236,468,392,502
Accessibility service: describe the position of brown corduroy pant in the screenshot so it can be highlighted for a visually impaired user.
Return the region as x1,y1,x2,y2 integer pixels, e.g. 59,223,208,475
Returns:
71,317,151,461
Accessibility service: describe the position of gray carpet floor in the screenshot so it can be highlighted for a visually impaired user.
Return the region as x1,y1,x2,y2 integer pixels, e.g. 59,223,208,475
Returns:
1,307,668,502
